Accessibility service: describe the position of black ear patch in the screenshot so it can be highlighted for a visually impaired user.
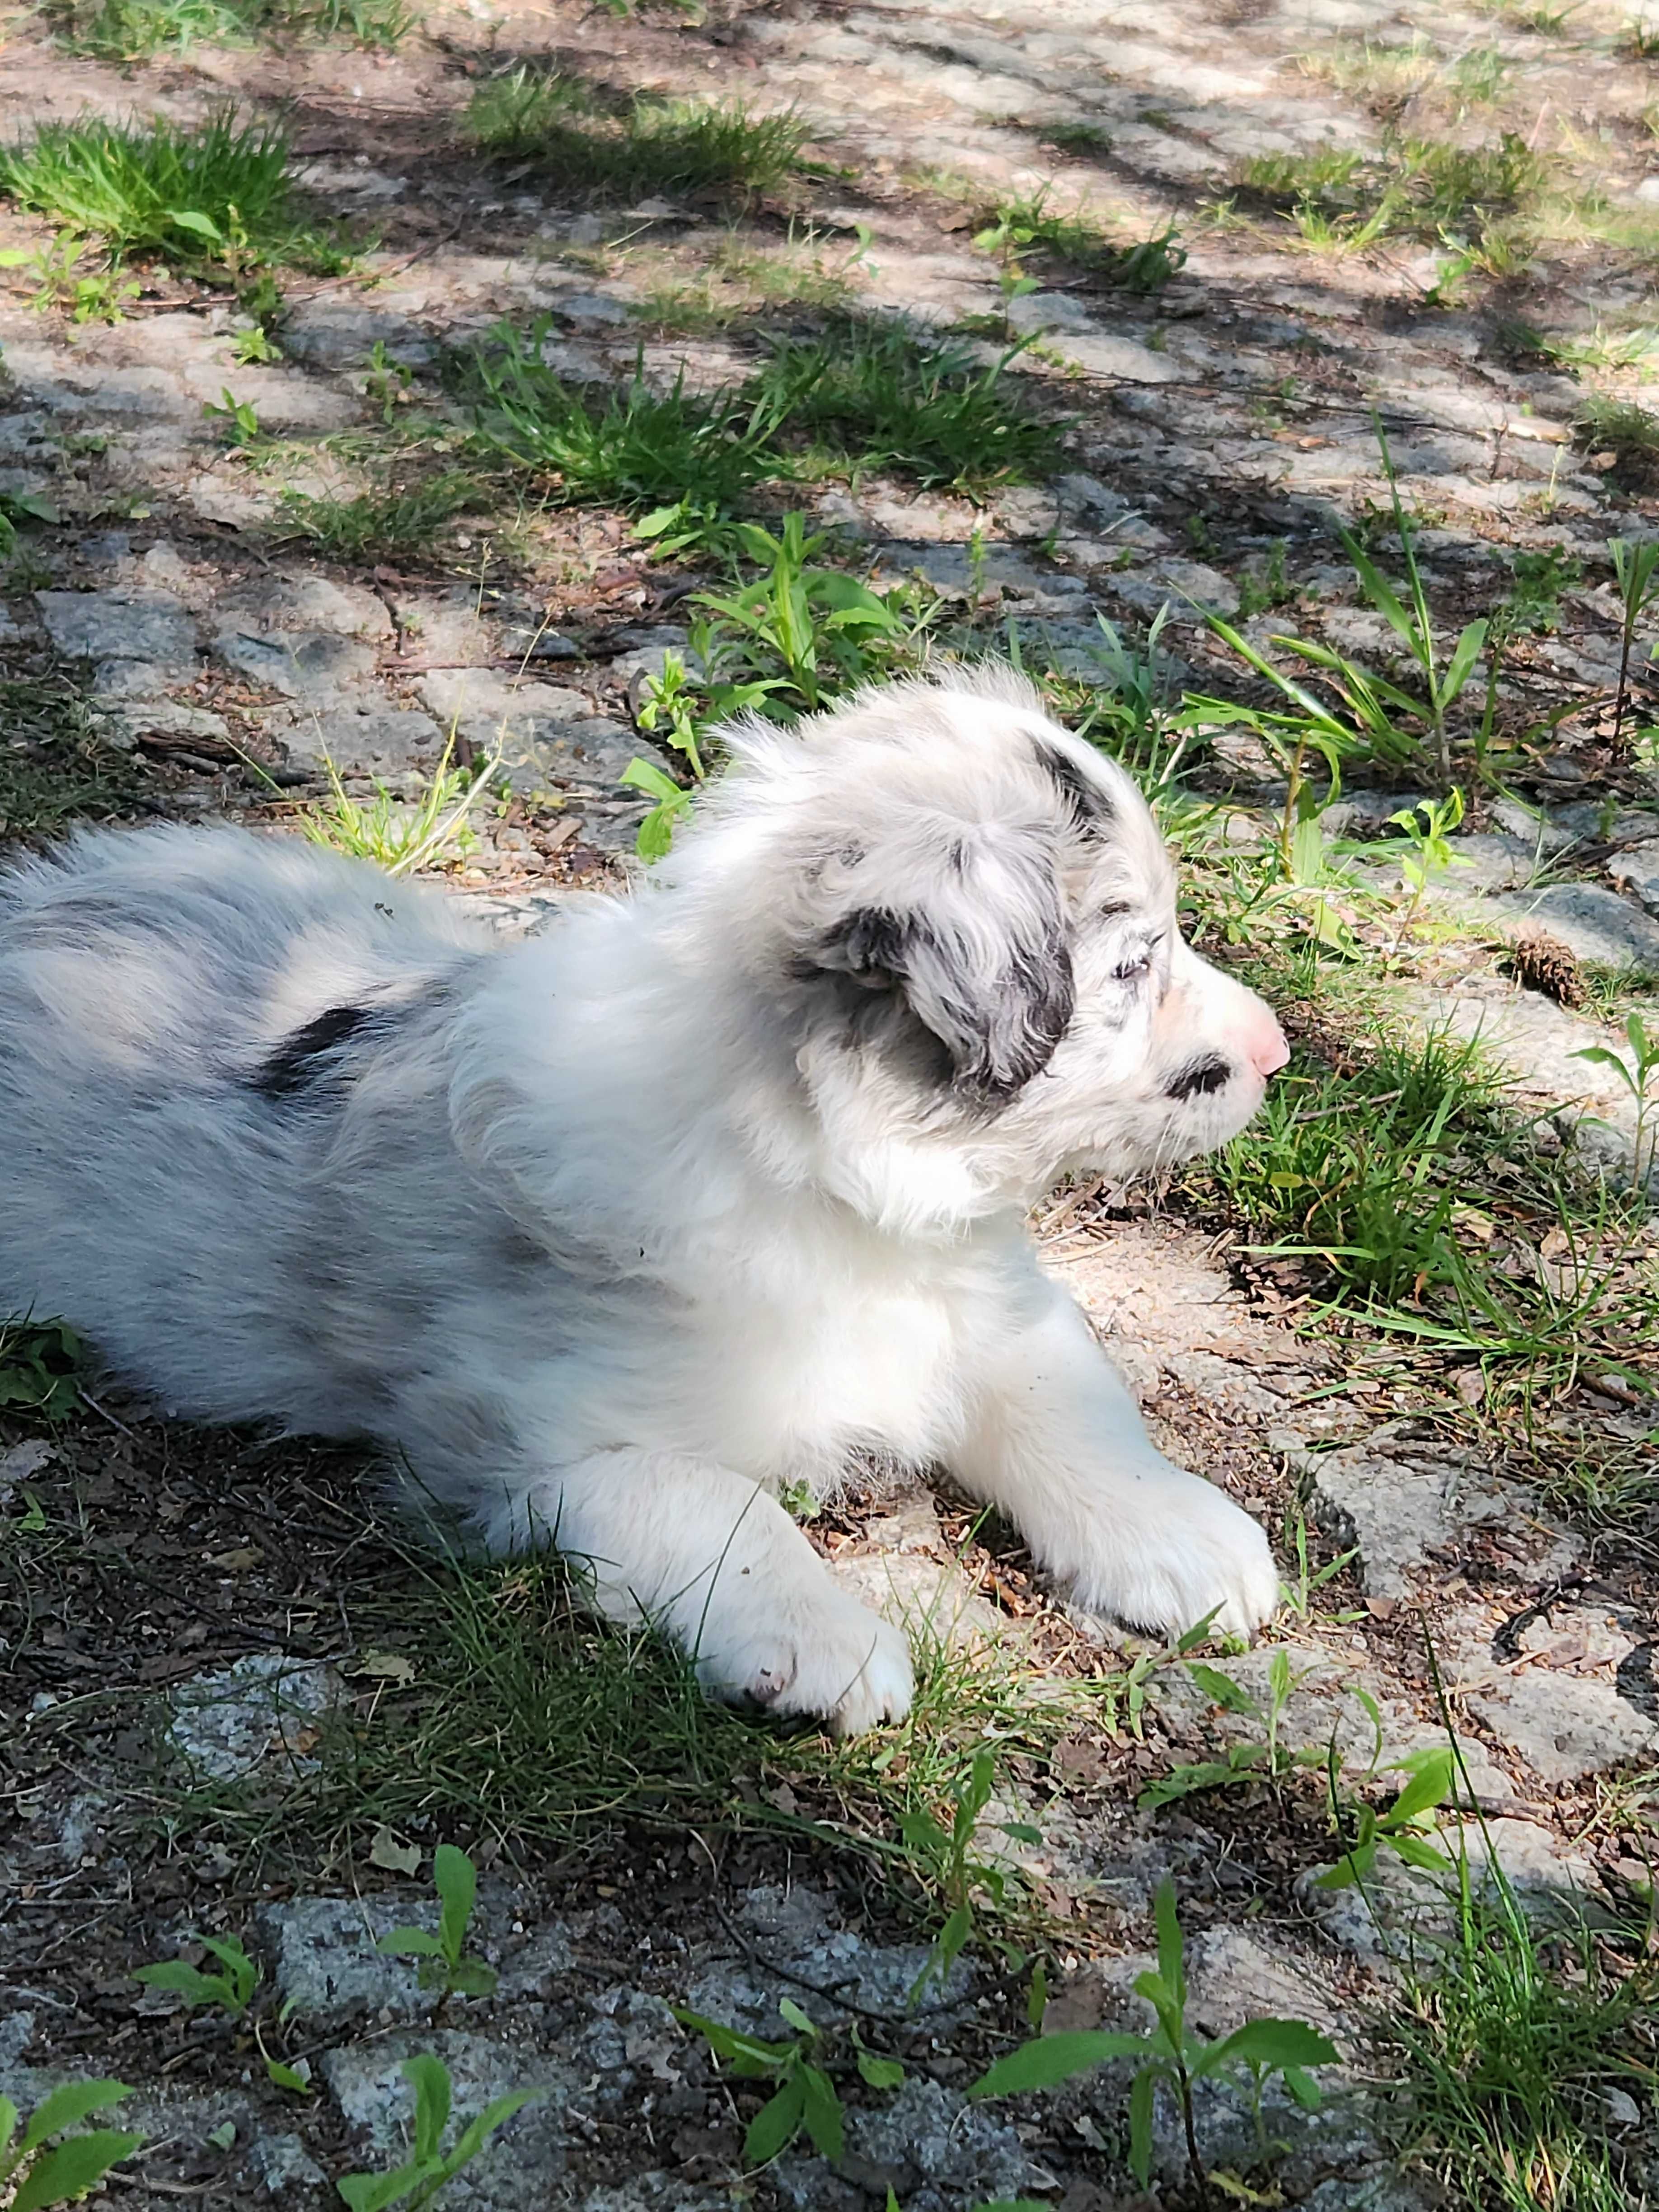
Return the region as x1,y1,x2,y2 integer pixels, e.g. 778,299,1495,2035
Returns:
819,897,1075,1101
1036,742,1115,836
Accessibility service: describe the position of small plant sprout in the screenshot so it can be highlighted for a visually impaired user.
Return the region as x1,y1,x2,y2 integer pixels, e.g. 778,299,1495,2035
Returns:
1317,1745,1456,1889
1608,536,1659,750
300,739,496,879
336,2053,540,2211
1139,1648,1322,1809
900,1745,1041,1998
1574,1010,1659,1183
133,1932,260,2016
1387,787,1468,956
203,387,261,445
672,2000,849,2168
0,1315,81,1416
363,338,415,424
0,2081,143,2212
971,1879,1339,2193
376,1842,499,1999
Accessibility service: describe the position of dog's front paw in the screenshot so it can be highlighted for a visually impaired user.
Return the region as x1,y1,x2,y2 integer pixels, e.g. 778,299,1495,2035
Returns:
698,1581,914,1736
1066,1469,1279,1642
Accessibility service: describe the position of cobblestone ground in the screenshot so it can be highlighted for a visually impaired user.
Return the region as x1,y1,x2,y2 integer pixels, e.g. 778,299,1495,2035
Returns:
4,0,1659,2207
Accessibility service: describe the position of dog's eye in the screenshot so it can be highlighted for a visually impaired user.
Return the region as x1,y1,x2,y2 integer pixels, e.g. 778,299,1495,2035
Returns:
1113,954,1151,982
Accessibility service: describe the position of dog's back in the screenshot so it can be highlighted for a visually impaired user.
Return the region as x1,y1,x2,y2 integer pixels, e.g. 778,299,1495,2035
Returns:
0,824,489,1428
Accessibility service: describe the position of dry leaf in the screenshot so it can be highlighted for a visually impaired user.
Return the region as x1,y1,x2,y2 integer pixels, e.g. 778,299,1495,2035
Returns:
351,1650,417,1686
1452,1368,1486,1407
209,1547,262,1572
367,1824,421,1875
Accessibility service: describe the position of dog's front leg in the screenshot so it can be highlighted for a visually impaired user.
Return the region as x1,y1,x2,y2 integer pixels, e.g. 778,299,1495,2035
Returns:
516,1449,914,1734
952,1274,1278,1639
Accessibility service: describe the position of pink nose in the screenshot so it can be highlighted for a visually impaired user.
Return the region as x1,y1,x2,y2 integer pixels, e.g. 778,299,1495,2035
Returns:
1245,1005,1290,1079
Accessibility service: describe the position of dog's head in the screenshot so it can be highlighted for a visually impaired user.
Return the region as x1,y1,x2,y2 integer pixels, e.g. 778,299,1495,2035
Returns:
668,668,1286,1225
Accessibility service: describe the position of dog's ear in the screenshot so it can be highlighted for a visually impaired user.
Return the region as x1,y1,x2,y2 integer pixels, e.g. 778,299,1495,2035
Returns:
813,827,1074,1099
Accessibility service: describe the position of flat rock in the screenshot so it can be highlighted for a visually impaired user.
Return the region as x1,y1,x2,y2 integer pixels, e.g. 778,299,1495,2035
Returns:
273,703,446,778
1296,1429,1508,1598
1607,841,1659,919
275,302,436,373
35,587,197,666
102,700,233,749
167,1652,336,1782
215,628,380,702
774,2076,1033,2212
1483,882,1659,972
867,539,1086,600
259,1894,436,2027
416,670,637,791
323,2029,566,2211
215,575,394,640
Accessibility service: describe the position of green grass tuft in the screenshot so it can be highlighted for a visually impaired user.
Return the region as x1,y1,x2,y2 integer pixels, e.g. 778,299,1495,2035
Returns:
1238,133,1549,253
1199,1027,1503,1308
466,69,806,199
46,0,416,56
0,673,148,843
750,318,1063,492
458,326,788,544
1387,1882,1654,2212
0,107,346,279
277,471,483,561
1574,391,1659,479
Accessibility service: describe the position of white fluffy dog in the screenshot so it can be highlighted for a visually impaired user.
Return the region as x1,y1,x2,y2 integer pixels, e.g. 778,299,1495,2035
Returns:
0,669,1289,1732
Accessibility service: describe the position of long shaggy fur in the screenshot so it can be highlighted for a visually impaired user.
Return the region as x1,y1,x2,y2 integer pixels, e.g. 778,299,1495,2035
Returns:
0,670,1288,1730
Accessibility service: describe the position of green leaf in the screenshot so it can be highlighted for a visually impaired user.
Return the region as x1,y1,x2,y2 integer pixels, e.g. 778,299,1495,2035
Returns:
18,2082,131,2153
14,2131,145,2212
1126,2063,1157,2188
444,2088,541,2173
132,1961,225,2007
1175,1605,1223,1655
1389,1832,1454,1873
800,2064,845,2163
1153,1878,1186,2021
0,2094,17,2162
165,208,224,240
1186,1664,1260,1716
375,1928,447,1959
1200,2018,1340,2077
1338,528,1418,656
671,2009,794,2072
266,2061,313,2095
1443,619,1488,706
777,1997,815,2038
1283,2065,1324,2111
1384,1748,1455,1827
432,1843,476,1968
403,2053,451,2167
935,1902,975,1978
445,1958,499,1999
970,2031,1153,2098
855,2047,905,2091
1313,1838,1377,1890
336,2163,426,2212
1139,1757,1255,1809
619,756,685,805
744,2074,806,2167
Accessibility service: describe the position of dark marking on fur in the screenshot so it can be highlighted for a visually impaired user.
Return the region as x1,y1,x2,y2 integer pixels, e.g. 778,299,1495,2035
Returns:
1165,1053,1231,1102
1037,742,1115,835
818,904,1075,1101
254,1004,378,1097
